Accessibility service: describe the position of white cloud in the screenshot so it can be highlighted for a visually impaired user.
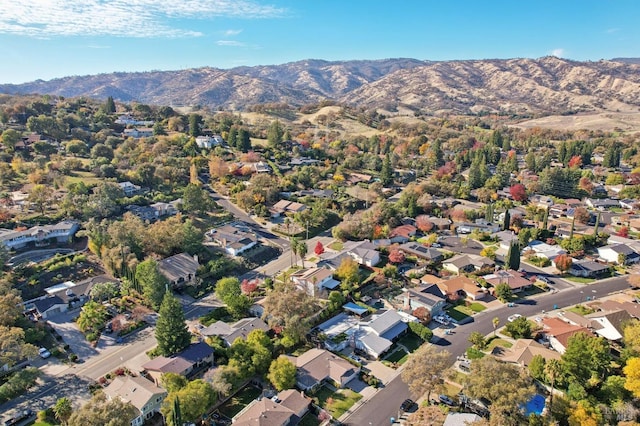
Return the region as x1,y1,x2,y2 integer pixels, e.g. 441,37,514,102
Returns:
0,0,284,38
223,29,243,36
216,40,247,47
605,28,620,34
551,48,565,57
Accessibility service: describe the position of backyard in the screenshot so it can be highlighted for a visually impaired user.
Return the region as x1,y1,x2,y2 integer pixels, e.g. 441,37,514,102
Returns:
218,385,263,419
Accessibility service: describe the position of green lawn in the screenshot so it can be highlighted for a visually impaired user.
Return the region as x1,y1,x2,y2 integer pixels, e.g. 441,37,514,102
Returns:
568,304,596,315
398,332,425,352
219,386,263,418
467,302,486,313
383,347,409,365
486,337,513,351
446,306,472,321
314,387,362,419
563,276,596,284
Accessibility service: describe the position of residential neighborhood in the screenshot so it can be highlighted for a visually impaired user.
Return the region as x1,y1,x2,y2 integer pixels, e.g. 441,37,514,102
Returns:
0,90,640,426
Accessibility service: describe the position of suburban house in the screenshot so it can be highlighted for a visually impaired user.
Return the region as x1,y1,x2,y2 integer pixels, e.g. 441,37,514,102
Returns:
493,230,518,251
142,342,214,385
195,135,224,149
597,244,640,265
436,275,488,301
232,389,311,426
118,181,142,197
205,224,258,256
443,413,484,426
569,260,610,278
426,216,452,230
524,240,567,263
293,348,359,391
484,270,532,293
442,254,495,275
399,242,444,263
344,240,380,267
540,317,594,354
585,309,633,341
389,225,417,243
200,317,270,347
291,267,340,297
492,339,561,367
397,285,447,320
103,376,167,426
157,253,199,288
126,200,180,222
24,275,115,320
123,128,154,138
530,195,554,209
270,200,307,218
585,198,620,210
115,115,154,126
0,220,80,250
597,300,640,320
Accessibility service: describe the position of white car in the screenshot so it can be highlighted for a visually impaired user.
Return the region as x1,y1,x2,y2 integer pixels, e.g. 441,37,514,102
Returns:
38,347,51,359
507,314,523,323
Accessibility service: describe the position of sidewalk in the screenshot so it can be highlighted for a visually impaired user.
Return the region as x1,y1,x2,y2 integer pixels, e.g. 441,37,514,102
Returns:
338,367,404,423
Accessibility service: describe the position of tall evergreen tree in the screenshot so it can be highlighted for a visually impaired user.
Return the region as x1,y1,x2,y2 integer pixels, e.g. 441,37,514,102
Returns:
503,210,511,231
267,120,283,148
105,96,116,113
380,153,393,187
593,212,601,236
155,292,191,356
188,114,202,137
227,127,238,148
569,216,576,240
506,241,521,271
542,208,549,230
171,396,183,426
238,128,251,152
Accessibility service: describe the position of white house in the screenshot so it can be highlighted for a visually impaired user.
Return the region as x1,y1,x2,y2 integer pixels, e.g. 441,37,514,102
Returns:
345,240,380,267
205,224,258,256
123,128,153,138
291,267,340,297
118,181,142,197
195,135,224,149
0,220,80,250
597,244,640,265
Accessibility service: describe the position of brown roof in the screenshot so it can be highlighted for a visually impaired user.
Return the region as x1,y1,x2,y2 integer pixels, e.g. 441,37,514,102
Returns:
278,389,311,415
234,399,296,426
142,356,192,374
598,300,640,319
492,339,561,366
390,225,417,238
295,348,356,387
103,376,166,413
420,274,443,285
484,270,531,290
542,317,593,348
437,276,483,297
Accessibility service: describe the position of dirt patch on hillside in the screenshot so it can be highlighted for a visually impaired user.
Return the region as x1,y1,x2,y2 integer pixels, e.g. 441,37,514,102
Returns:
512,111,640,133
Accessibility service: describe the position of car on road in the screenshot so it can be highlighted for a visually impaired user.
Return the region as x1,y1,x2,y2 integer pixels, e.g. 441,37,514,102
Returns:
439,395,456,406
537,276,553,285
38,347,51,359
400,399,416,411
431,243,442,248
4,410,34,426
507,314,523,323
348,354,363,364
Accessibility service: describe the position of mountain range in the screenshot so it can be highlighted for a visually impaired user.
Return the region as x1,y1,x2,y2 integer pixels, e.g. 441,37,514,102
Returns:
2,57,640,115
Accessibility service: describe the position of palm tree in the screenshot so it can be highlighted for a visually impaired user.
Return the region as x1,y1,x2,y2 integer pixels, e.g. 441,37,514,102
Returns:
53,397,72,425
545,359,562,420
291,237,300,268
492,317,500,336
298,241,308,267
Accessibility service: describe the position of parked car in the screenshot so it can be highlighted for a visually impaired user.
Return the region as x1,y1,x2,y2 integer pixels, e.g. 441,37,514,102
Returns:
507,314,523,323
38,347,51,359
432,243,442,248
348,354,363,364
439,395,456,406
4,410,34,426
400,399,416,411
537,276,553,285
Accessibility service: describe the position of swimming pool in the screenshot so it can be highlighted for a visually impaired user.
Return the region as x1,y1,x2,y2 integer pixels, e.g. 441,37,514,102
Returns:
523,394,546,416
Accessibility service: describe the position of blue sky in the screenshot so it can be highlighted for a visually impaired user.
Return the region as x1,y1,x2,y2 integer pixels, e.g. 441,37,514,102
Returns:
0,0,637,84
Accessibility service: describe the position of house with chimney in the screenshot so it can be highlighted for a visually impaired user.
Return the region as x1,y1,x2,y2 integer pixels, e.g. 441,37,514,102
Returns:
157,253,199,288
232,389,311,426
103,376,167,426
142,342,214,385
291,348,359,391
206,224,258,256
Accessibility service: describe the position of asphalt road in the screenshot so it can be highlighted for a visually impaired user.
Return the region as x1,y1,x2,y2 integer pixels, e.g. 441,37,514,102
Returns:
344,275,631,425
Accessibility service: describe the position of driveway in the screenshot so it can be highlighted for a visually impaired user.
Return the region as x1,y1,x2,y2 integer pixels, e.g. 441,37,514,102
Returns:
47,309,99,359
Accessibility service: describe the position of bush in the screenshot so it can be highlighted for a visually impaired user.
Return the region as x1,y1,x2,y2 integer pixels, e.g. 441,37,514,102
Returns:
69,353,78,362
200,307,230,326
85,332,98,342
0,367,41,403
466,347,485,360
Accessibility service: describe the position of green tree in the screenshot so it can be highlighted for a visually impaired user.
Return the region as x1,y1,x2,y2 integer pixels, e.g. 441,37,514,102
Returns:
506,240,520,271
68,392,137,426
28,184,52,215
76,300,108,334
464,357,535,424
104,96,116,113
53,397,73,425
503,210,511,231
262,282,320,344
135,259,168,310
494,283,513,302
162,380,216,423
267,120,283,148
182,183,212,214
505,316,532,339
492,317,500,336
0,129,21,152
169,396,182,426
188,114,203,137
161,372,188,392
155,292,191,356
528,354,546,381
267,356,297,391
380,153,393,187
408,321,433,342
562,332,611,386
401,345,451,402
246,329,272,350
215,277,251,318
545,359,562,419
468,331,487,350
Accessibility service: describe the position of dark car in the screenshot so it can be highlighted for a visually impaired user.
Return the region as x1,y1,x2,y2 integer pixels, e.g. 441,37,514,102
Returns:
400,399,416,411
439,395,456,406
4,410,34,426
